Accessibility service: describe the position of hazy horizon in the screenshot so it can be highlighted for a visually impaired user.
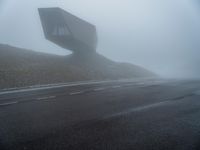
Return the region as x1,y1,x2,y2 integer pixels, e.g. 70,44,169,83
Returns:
0,0,200,78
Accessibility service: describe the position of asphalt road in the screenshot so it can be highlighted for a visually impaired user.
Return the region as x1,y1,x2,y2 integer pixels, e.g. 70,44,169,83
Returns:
0,79,200,150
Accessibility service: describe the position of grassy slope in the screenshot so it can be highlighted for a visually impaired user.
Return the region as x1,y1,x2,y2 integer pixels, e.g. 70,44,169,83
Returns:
0,44,155,89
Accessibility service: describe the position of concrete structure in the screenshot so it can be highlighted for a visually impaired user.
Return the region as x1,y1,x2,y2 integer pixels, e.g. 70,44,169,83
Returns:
38,7,97,53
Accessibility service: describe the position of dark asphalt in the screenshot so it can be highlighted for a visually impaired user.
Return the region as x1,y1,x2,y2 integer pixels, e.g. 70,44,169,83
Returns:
0,79,200,150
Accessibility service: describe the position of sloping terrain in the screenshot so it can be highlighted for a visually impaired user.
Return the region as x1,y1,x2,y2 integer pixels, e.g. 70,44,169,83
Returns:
0,44,155,89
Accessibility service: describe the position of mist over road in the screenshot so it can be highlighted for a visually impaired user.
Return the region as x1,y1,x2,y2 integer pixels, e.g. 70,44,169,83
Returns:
0,79,200,150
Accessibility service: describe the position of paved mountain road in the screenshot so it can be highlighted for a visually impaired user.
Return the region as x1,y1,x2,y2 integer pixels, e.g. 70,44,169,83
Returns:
0,79,200,150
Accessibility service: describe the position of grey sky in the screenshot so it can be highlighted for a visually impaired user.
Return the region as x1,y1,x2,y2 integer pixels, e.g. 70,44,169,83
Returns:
0,0,200,78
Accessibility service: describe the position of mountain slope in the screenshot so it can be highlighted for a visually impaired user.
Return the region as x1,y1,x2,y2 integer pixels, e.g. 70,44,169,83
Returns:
0,44,156,89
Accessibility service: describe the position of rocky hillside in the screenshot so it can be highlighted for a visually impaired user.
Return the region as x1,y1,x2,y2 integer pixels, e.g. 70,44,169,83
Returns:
0,44,155,89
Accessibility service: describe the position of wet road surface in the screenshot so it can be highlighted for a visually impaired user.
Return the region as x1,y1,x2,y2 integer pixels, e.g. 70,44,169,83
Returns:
0,79,200,150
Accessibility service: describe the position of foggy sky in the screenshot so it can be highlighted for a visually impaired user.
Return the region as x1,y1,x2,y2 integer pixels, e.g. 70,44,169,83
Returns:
0,0,200,78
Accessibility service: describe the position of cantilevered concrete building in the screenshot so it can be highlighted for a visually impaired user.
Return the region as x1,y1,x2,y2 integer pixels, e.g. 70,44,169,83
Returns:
38,7,97,53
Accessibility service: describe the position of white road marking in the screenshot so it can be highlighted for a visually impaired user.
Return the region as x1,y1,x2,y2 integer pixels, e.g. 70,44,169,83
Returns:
69,91,84,95
0,78,156,95
0,101,19,106
105,92,194,119
112,85,121,88
122,83,147,87
136,83,146,85
0,81,124,95
94,88,106,91
36,96,56,101
105,100,174,119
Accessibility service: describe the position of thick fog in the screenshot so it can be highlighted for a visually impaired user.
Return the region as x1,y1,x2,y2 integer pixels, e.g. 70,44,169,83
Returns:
0,0,200,78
